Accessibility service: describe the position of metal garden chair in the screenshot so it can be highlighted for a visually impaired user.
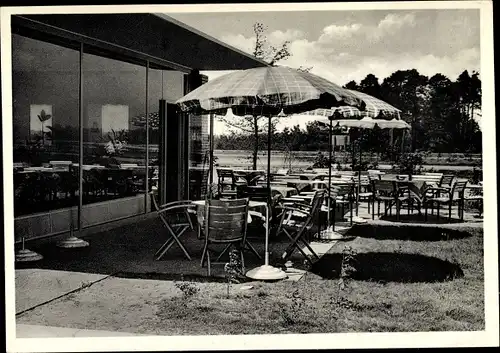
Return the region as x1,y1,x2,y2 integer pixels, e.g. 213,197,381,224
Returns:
423,180,468,221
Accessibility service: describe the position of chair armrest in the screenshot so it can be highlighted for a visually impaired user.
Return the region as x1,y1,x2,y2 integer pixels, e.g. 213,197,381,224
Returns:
157,203,196,213
279,205,312,218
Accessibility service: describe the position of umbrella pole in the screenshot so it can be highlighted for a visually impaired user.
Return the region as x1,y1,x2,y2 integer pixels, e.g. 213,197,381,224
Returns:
266,115,271,264
246,115,287,281
328,119,332,229
356,133,362,216
267,115,271,192
209,113,214,193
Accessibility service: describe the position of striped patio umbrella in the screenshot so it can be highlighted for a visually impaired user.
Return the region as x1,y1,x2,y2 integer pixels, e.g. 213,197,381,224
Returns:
303,89,401,120
176,66,365,117
303,91,409,232
176,66,364,280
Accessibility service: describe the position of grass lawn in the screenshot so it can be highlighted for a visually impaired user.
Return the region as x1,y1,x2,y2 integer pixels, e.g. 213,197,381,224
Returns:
138,226,484,334
17,224,483,335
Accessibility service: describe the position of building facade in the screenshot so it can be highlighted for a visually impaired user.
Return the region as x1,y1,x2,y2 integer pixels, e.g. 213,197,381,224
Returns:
10,13,267,241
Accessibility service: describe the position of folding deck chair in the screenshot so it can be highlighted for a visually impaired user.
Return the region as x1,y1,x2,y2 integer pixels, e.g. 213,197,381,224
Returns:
276,190,326,264
150,192,196,260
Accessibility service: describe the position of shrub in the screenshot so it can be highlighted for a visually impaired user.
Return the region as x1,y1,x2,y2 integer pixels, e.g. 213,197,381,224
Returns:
394,152,425,175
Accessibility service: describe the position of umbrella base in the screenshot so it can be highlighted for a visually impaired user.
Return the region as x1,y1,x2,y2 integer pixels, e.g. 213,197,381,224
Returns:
319,227,346,240
15,249,43,262
352,216,368,224
56,236,89,248
246,265,287,281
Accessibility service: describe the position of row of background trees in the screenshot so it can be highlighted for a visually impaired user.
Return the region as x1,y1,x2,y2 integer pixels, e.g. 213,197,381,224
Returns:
214,23,482,169
215,68,482,156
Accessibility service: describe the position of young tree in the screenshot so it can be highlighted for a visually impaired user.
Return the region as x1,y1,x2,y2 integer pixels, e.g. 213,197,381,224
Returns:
217,22,292,169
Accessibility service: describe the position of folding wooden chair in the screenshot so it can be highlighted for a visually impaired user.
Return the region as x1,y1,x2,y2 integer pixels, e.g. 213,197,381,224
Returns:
276,190,326,264
150,193,196,260
200,198,251,276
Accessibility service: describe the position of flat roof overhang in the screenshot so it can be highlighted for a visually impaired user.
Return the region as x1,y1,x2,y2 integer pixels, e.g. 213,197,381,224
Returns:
13,13,269,71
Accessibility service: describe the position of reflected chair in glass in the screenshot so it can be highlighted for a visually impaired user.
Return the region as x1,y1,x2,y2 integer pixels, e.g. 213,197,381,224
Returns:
423,180,468,222
150,192,196,260
276,190,326,264
59,166,79,199
200,198,250,276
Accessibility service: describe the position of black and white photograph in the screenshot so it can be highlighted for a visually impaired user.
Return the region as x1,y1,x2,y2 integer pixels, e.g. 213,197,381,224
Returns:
2,2,498,351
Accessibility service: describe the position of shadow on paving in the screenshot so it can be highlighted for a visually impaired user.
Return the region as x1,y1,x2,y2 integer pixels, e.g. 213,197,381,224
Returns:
15,218,312,283
310,252,464,283
346,223,473,242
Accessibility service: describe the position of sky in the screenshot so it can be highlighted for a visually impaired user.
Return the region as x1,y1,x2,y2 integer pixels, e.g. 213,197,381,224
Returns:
168,8,481,134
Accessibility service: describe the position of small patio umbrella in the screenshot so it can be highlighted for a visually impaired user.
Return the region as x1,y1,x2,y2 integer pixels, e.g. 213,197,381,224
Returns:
309,91,409,234
176,66,365,280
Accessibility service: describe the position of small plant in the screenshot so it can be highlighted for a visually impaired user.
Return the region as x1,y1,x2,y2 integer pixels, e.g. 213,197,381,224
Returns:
394,152,424,175
331,246,358,310
174,281,200,298
279,287,305,326
224,249,244,298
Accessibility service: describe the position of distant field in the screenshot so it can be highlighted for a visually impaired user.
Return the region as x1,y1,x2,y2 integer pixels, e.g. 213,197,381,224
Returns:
214,149,483,172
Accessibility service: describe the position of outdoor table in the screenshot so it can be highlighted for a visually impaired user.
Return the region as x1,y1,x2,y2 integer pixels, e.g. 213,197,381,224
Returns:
289,173,326,180
271,178,313,191
388,179,430,215
232,169,266,184
270,185,298,198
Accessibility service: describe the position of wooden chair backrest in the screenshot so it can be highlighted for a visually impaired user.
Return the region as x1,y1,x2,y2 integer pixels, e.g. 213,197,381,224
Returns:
452,180,467,196
373,179,396,196
440,174,455,188
206,198,249,242
331,183,355,197
217,168,234,181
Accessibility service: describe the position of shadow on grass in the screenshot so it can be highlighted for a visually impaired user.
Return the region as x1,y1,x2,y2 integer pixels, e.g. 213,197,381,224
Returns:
346,223,473,241
378,213,464,224
114,272,236,283
310,252,464,283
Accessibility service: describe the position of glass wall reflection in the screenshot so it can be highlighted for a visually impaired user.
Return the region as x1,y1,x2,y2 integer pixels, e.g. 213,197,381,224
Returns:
82,52,147,206
12,34,80,217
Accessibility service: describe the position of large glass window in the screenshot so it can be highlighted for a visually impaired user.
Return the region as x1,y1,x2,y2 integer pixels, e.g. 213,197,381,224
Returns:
12,34,80,217
12,32,190,227
82,52,147,207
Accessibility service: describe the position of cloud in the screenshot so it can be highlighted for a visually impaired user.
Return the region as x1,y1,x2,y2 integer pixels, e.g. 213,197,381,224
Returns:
216,10,479,87
220,33,255,53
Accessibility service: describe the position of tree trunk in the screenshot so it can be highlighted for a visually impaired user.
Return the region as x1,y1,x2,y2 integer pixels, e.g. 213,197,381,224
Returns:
253,116,259,170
